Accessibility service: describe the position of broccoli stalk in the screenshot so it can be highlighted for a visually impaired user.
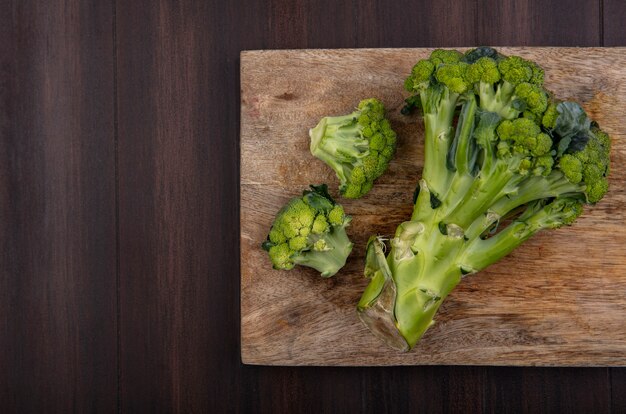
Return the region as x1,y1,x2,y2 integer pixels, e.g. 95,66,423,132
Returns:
262,184,353,278
357,48,611,351
310,98,397,198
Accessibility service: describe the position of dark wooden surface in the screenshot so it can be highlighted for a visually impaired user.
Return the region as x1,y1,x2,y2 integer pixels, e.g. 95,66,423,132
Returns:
1,0,625,412
1,1,117,412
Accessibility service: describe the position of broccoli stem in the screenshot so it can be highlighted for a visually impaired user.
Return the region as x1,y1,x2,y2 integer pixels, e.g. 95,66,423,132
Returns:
443,112,531,229
479,81,518,119
359,196,578,350
461,220,535,271
292,225,353,278
490,171,586,217
434,97,480,217
459,173,585,243
358,221,466,350
420,88,458,197
450,95,478,175
444,163,514,228
461,199,571,270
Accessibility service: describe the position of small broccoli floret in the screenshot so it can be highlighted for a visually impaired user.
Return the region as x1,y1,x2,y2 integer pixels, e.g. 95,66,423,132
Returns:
495,118,553,175
498,55,534,85
514,83,548,117
547,102,611,203
466,57,501,84
403,49,477,195
558,154,583,183
528,61,545,85
461,51,550,120
557,128,611,203
310,98,397,198
405,60,435,91
262,185,353,277
405,49,465,94
542,101,559,129
430,49,463,65
435,62,470,94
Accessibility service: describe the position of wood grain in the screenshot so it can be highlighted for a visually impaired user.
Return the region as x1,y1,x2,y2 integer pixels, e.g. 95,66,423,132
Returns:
356,0,478,48
115,1,219,411
0,1,117,411
605,0,626,46
484,367,612,413
612,368,626,412
241,47,626,366
478,0,601,46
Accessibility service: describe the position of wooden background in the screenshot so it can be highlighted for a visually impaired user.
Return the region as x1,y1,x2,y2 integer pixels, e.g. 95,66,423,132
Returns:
1,0,625,412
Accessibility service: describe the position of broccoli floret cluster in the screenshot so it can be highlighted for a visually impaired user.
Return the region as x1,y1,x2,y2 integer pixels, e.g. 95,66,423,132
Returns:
262,185,353,278
401,47,610,208
309,98,397,198
405,47,550,122
358,47,612,352
540,100,611,203
496,118,554,175
264,99,397,277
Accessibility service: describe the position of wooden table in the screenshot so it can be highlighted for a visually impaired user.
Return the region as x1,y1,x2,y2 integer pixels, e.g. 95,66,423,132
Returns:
2,0,625,412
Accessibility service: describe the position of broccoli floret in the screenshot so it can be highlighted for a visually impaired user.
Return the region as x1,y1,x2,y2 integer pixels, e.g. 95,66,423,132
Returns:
435,62,470,94
430,49,463,65
549,102,611,203
496,118,553,174
309,98,397,198
498,56,531,84
465,57,501,84
404,50,475,196
514,83,548,117
458,48,551,121
262,185,353,277
542,101,560,129
358,47,611,352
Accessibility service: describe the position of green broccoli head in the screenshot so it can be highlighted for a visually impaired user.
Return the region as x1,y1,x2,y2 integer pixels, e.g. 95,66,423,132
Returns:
404,60,435,92
496,117,554,175
465,57,501,85
514,83,548,117
542,101,560,129
430,49,464,65
548,102,611,203
435,62,470,94
464,50,548,120
498,55,538,86
309,98,397,199
463,46,502,63
405,49,470,95
262,185,353,277
405,48,551,123
469,98,610,233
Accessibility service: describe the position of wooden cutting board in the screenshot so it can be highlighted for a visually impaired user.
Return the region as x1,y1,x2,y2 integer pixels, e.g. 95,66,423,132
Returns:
240,48,626,366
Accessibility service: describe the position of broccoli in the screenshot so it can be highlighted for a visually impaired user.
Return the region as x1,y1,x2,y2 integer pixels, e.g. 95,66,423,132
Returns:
262,184,353,278
357,47,611,351
309,98,397,198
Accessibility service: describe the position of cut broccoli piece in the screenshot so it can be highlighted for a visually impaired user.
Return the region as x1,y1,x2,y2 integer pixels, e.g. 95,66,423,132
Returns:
309,98,397,198
358,47,611,351
262,184,353,277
